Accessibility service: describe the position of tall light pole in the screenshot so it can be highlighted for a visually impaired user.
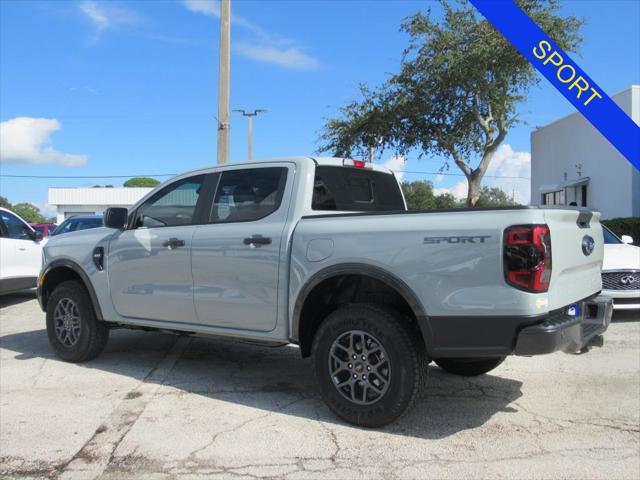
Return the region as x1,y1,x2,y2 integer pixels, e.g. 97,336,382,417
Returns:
217,0,231,165
233,109,267,161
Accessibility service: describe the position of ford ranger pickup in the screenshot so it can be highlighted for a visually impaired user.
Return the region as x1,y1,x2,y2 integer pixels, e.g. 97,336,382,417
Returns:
38,157,613,427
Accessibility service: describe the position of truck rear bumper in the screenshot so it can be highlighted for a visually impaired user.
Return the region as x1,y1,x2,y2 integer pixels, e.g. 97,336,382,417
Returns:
513,295,613,355
422,294,613,358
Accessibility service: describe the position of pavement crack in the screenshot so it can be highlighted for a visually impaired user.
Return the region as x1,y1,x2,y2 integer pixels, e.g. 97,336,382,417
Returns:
314,409,341,464
513,401,640,434
56,335,191,480
30,357,47,387
181,395,313,467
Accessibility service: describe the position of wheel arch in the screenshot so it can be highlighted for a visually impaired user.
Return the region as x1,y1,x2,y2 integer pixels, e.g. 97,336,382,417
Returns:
292,263,431,357
40,260,104,320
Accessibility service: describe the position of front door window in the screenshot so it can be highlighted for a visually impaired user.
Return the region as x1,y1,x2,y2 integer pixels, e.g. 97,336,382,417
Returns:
135,176,204,228
0,211,34,240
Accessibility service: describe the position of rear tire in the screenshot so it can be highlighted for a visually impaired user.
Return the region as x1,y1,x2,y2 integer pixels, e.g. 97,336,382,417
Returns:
434,357,505,377
311,303,425,428
46,280,109,362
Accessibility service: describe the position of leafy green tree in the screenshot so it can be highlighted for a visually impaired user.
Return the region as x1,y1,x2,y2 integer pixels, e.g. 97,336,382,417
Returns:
402,181,460,210
434,191,460,209
12,203,45,223
123,177,160,188
402,181,437,210
0,196,12,209
475,186,519,207
318,0,582,206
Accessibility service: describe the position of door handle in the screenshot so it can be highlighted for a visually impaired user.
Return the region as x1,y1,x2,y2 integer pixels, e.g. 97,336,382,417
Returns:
162,238,186,249
243,235,272,247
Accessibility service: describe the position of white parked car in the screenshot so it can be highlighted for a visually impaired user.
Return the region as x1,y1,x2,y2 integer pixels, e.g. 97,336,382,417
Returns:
602,226,640,310
0,207,44,295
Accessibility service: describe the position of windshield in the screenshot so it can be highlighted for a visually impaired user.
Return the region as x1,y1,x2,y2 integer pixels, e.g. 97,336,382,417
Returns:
312,166,405,212
602,226,622,244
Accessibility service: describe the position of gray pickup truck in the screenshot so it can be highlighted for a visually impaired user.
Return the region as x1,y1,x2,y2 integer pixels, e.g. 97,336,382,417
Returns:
38,157,612,427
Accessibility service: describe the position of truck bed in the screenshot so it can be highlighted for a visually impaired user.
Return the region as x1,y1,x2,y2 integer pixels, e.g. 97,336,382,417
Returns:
291,206,603,318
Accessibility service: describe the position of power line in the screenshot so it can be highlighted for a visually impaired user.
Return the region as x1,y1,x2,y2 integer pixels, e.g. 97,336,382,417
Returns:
0,170,529,180
392,170,529,180
0,174,176,179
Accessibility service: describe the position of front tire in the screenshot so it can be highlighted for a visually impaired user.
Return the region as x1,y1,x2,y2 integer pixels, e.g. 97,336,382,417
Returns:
46,280,109,362
434,357,505,377
311,304,425,428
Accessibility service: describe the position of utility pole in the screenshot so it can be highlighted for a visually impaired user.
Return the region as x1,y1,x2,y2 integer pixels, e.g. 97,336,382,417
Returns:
217,0,231,165
233,109,267,161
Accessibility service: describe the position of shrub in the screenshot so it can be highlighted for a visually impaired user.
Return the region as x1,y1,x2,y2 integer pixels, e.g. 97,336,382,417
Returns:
601,217,640,244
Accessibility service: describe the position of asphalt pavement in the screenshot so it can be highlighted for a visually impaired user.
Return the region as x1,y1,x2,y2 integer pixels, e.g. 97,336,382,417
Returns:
1,290,639,479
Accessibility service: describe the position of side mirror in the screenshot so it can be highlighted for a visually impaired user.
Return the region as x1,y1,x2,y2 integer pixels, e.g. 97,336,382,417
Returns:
621,235,634,245
34,230,43,241
104,208,128,229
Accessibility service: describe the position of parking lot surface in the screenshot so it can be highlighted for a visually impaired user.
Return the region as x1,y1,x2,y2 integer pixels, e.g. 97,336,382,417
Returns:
1,291,639,479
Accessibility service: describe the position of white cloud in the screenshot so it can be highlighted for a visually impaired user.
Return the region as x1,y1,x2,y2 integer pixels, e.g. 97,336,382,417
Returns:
78,1,140,42
79,1,110,30
434,181,468,199
180,0,319,70
69,85,100,96
484,144,531,204
180,0,258,29
432,144,531,204
35,201,58,219
381,155,406,181
236,44,319,70
181,0,219,18
434,173,444,183
0,117,88,167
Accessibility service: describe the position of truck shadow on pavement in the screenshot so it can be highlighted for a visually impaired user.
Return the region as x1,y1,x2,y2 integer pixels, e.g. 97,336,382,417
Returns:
0,290,37,309
1,326,526,440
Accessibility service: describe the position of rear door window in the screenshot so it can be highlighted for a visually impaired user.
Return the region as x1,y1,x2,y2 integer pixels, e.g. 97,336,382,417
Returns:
312,166,404,211
210,167,287,223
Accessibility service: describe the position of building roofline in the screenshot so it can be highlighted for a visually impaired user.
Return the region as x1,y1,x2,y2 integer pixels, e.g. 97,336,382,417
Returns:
532,85,638,133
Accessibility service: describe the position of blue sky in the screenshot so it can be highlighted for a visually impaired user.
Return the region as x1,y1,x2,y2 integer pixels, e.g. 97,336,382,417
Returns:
1,0,639,214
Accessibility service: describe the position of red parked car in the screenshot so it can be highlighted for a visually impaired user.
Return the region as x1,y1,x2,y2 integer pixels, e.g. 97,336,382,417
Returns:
30,223,57,238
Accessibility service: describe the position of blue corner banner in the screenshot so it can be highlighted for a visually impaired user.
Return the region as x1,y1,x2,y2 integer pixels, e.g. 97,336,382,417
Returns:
469,0,640,171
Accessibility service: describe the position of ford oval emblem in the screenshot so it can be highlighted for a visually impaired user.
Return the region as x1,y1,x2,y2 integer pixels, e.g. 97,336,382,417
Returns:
581,235,595,256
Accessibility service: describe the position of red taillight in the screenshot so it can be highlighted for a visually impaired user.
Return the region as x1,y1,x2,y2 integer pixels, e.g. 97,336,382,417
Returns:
503,224,552,293
342,158,369,168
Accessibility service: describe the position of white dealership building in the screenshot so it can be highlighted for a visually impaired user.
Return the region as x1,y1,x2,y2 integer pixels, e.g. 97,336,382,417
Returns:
48,187,152,224
530,85,639,219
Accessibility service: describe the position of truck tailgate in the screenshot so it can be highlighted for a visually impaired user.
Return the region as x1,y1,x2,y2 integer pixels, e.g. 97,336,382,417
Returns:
544,209,603,310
